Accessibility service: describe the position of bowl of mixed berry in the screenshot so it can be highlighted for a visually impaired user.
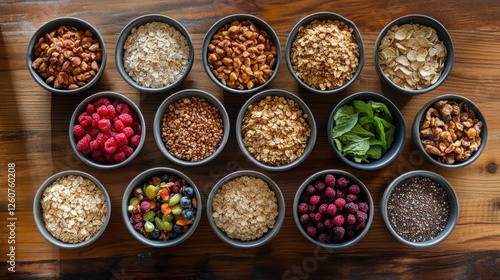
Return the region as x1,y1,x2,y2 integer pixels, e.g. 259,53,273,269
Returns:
293,169,373,249
69,91,145,169
122,167,201,247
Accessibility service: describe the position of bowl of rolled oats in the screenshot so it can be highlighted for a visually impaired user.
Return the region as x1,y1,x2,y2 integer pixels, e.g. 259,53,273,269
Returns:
374,14,454,95
26,17,106,94
236,89,317,171
115,14,194,94
206,170,285,248
153,89,230,166
412,94,487,168
33,170,111,249
202,14,281,94
285,12,364,94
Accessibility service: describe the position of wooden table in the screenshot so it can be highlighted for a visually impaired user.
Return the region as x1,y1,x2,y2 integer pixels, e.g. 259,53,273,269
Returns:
1,0,499,279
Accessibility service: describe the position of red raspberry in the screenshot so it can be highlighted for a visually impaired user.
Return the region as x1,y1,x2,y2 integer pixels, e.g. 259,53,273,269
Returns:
97,105,109,117
333,215,345,226
346,214,356,225
306,226,317,238
326,204,337,216
129,109,138,121
132,122,142,134
116,103,129,114
104,138,118,154
337,177,349,188
315,222,325,232
114,133,128,146
317,232,328,243
118,113,133,126
356,202,369,213
94,97,110,107
336,188,346,198
309,195,321,205
78,113,92,127
130,134,141,147
334,198,346,209
104,152,115,163
98,119,111,132
114,119,125,132
300,194,310,203
299,213,309,225
96,132,109,145
324,174,335,187
73,125,85,137
113,152,126,162
308,204,316,213
352,221,366,231
306,184,316,195
333,226,345,242
315,181,326,192
346,194,358,203
323,218,333,229
132,213,143,223
325,187,336,198
345,229,355,240
318,204,328,215
89,140,101,151
91,128,100,138
344,202,359,214
122,126,134,138
348,184,361,194
117,145,134,157
313,212,322,223
76,134,91,152
92,112,101,123
91,149,105,162
86,103,96,114
355,211,368,223
297,203,309,214
107,104,116,119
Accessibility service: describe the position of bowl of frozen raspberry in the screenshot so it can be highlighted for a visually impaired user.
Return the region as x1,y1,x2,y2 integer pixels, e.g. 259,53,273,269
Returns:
293,169,374,249
69,91,146,169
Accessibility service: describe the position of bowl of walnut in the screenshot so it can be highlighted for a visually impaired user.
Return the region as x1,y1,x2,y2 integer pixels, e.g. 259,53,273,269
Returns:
115,14,194,94
285,12,365,94
33,170,111,249
26,17,106,94
202,14,281,94
236,89,317,171
206,170,285,248
412,94,487,168
153,89,230,166
374,14,454,95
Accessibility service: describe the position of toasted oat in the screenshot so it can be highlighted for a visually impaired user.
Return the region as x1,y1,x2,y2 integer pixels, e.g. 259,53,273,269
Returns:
40,174,107,244
212,175,279,241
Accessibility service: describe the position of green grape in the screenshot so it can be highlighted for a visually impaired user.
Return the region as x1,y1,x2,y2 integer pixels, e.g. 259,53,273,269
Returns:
144,221,155,233
162,213,174,222
168,193,182,206
129,197,141,206
143,210,156,222
162,220,173,231
171,204,183,215
145,185,156,200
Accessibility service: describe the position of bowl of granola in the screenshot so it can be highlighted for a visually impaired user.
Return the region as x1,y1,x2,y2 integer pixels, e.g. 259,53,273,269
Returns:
33,170,111,249
206,170,285,248
236,89,316,171
115,14,194,94
285,12,364,94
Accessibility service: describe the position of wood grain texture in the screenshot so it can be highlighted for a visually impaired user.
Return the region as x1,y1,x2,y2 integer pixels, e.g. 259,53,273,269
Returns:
1,0,500,279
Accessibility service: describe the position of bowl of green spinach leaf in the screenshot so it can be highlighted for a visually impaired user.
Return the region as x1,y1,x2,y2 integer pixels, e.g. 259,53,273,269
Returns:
327,92,406,170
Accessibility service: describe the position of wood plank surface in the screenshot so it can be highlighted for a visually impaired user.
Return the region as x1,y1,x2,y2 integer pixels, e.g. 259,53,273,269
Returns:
1,0,500,279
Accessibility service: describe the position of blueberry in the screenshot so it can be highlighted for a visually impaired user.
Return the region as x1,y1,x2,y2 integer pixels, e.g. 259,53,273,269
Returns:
183,186,194,198
180,196,191,208
150,229,160,239
181,209,194,220
161,174,170,182
173,225,184,235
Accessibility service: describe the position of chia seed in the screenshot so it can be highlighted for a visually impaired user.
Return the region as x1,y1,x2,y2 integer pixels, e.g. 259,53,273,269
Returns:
387,176,450,242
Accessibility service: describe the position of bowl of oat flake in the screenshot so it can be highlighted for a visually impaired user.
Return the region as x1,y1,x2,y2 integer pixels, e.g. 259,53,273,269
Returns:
115,14,194,94
206,170,285,248
33,170,111,249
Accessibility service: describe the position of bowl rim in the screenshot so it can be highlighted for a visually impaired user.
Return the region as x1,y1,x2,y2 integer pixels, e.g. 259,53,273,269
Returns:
293,169,374,249
121,167,202,248
380,170,459,247
33,170,111,249
26,16,107,95
412,94,487,169
285,11,365,94
69,91,146,169
206,170,285,248
235,89,317,171
152,89,230,166
373,14,454,95
201,13,282,94
327,91,406,170
115,13,194,94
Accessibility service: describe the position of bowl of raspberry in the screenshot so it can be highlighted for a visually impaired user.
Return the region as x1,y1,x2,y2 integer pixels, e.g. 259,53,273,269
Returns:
69,91,145,169
293,169,374,249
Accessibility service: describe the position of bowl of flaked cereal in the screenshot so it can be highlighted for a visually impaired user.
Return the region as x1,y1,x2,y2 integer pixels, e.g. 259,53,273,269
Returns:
206,170,285,248
153,89,230,166
236,89,316,171
285,12,364,94
33,170,111,249
202,14,281,94
115,14,194,94
374,14,454,95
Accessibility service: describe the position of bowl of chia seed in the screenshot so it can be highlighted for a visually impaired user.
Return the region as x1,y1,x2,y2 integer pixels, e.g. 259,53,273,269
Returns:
380,170,459,248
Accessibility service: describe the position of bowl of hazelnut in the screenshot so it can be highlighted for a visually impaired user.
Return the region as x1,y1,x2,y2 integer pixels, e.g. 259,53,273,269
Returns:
412,94,487,168
26,17,106,94
202,14,281,94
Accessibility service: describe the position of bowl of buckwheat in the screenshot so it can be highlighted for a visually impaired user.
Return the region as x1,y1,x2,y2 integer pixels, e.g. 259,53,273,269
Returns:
374,14,454,95
380,170,459,248
202,14,281,94
285,12,365,94
236,89,317,171
33,170,111,249
207,170,285,248
412,94,487,168
153,89,230,166
115,14,194,94
26,17,106,94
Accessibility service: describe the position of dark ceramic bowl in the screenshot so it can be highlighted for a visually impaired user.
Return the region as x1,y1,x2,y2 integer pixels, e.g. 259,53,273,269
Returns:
26,17,106,94
374,14,454,95
327,91,406,170
285,12,365,94
115,14,194,94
